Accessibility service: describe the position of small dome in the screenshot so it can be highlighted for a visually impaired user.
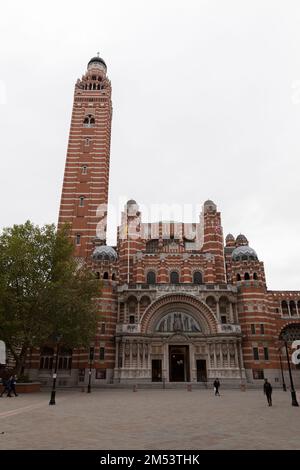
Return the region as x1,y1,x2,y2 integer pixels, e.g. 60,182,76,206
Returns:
203,200,217,213
225,233,235,247
232,245,258,261
88,55,107,70
92,245,117,262
235,234,248,246
127,199,137,206
226,233,235,242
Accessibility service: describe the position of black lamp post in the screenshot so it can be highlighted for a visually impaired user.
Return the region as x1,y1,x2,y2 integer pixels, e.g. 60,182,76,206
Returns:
87,347,94,393
49,334,62,406
278,348,287,392
284,340,299,407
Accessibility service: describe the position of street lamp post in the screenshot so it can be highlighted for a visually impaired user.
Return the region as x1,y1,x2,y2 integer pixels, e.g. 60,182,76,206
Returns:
278,349,287,392
87,347,94,394
284,340,299,407
49,334,62,406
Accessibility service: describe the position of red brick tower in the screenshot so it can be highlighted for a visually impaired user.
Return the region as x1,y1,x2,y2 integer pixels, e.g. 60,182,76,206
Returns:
201,200,226,284
58,54,112,257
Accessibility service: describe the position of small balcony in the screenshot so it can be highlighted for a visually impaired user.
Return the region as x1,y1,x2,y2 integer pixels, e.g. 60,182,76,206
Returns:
217,324,241,334
116,324,141,334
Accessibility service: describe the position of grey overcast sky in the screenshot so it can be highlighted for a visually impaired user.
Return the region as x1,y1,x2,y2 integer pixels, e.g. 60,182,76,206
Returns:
0,0,300,290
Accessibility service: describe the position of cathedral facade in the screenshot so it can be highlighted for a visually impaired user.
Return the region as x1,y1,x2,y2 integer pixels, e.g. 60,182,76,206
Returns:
27,56,300,388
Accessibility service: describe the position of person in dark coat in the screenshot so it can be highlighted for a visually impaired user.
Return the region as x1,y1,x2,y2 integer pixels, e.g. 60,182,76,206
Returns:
0,377,10,397
7,375,18,397
263,378,272,406
213,378,221,396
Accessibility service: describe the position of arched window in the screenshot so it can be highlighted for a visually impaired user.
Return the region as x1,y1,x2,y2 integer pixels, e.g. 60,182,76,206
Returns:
129,315,135,324
128,297,137,314
219,296,229,314
58,348,72,370
79,196,85,207
103,272,109,280
236,274,241,281
39,347,54,370
81,165,88,175
290,300,297,316
76,234,81,245
193,271,203,284
253,272,258,280
170,271,179,284
83,114,95,128
281,300,289,316
244,272,250,280
112,273,116,281
147,271,156,284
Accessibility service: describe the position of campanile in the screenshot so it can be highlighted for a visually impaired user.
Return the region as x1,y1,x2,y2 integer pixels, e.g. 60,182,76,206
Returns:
58,54,112,259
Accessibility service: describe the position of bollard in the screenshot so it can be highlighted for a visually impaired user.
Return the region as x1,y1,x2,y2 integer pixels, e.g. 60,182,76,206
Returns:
133,384,137,392
240,383,246,392
187,384,192,392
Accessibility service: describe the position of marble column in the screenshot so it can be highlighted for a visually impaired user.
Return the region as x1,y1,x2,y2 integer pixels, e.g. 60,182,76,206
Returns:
216,302,220,321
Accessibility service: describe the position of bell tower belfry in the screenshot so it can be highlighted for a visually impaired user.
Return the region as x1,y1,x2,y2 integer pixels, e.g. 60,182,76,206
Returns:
58,54,113,259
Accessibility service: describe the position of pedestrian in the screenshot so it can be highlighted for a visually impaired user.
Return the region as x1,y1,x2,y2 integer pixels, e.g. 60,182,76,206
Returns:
0,377,8,398
213,378,221,396
263,378,272,406
0,378,11,397
7,375,18,397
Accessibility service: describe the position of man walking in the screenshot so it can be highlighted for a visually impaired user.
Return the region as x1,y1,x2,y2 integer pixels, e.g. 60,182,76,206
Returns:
263,378,272,406
7,375,18,397
0,377,10,397
213,378,221,396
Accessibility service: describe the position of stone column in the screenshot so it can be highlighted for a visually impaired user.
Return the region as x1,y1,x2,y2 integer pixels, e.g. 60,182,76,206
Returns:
227,343,230,368
219,342,224,369
229,303,234,323
234,342,238,368
137,301,140,323
122,340,125,369
117,302,120,322
137,342,140,370
142,342,146,369
213,342,217,369
115,339,119,369
216,301,220,321
147,343,151,371
129,340,133,369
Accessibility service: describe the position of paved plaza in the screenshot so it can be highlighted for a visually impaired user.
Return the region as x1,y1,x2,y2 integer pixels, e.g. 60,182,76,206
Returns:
0,388,300,450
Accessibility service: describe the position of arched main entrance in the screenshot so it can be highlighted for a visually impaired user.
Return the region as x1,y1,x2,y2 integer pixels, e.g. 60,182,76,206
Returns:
115,293,243,384
141,294,217,383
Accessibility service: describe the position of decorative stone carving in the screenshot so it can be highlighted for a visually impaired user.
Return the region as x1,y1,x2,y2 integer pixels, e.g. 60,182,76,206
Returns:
156,312,201,333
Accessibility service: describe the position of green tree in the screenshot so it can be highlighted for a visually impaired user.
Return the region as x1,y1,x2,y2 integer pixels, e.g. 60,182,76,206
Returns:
0,221,99,374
